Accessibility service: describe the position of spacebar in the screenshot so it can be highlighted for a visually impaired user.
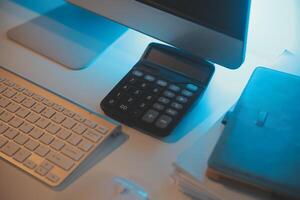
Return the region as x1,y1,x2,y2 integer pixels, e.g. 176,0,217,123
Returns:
46,151,75,171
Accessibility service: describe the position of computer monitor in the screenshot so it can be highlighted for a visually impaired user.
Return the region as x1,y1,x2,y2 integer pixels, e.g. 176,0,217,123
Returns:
68,0,251,69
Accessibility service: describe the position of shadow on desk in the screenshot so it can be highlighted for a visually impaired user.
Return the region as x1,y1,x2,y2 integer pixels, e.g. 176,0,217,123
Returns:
54,132,128,191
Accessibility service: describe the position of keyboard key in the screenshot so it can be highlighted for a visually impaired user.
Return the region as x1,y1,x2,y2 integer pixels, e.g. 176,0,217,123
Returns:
51,113,66,124
0,111,14,122
62,118,76,129
12,93,26,103
35,166,48,176
29,128,44,139
4,128,19,139
50,139,65,151
84,120,97,128
23,89,34,97
0,83,8,93
73,114,85,123
6,102,20,113
1,141,20,156
46,151,74,171
13,148,31,162
32,94,44,102
0,122,9,134
9,117,24,128
61,145,84,161
23,159,37,169
57,129,71,140
63,109,75,117
95,125,108,135
22,98,36,108
78,139,93,152
26,112,40,123
24,139,39,151
42,98,54,107
46,172,60,183
41,108,56,119
35,145,50,157
19,122,34,133
40,160,54,171
52,104,64,112
0,96,11,107
155,115,172,129
13,84,25,92
72,124,87,135
0,136,8,147
39,133,54,145
67,133,82,146
3,88,16,98
46,123,61,135
14,134,29,145
32,103,46,113
3,79,15,87
36,118,50,129
142,109,159,123
16,107,31,118
83,129,103,143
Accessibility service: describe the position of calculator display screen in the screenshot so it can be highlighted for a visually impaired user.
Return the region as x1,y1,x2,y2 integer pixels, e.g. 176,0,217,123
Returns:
145,48,210,82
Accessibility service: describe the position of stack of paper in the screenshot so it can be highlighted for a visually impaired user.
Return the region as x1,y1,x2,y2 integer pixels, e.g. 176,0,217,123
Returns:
172,119,270,200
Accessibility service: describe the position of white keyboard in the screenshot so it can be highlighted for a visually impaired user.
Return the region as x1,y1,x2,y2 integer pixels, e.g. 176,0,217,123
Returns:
0,67,120,187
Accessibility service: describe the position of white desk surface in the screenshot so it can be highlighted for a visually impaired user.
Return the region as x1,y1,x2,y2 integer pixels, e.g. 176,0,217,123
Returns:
0,1,293,200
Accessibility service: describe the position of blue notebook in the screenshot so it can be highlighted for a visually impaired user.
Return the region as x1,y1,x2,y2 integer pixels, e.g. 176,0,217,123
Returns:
208,67,300,199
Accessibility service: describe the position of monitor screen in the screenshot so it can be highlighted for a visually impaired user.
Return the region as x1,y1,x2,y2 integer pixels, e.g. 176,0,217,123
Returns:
137,0,247,40
68,0,251,69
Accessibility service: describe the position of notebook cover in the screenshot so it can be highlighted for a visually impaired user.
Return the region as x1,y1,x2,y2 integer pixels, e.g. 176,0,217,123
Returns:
208,67,300,199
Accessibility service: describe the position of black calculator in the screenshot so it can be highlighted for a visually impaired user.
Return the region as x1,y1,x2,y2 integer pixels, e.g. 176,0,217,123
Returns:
101,43,214,137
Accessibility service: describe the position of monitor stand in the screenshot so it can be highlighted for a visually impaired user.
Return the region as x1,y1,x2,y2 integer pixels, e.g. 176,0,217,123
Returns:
7,4,127,70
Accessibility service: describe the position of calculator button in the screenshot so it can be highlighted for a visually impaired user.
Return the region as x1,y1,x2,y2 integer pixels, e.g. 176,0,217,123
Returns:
107,99,117,106
186,84,198,92
140,82,149,89
144,75,155,82
132,70,143,77
171,102,183,110
128,77,138,84
153,103,165,111
155,115,172,129
169,84,181,92
166,108,178,116
158,97,170,105
142,109,159,123
118,104,130,112
115,91,123,99
138,102,148,110
131,89,143,97
176,96,188,104
152,87,162,94
156,80,167,87
163,91,175,98
144,95,154,101
181,89,193,97
121,84,131,91
123,96,136,104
